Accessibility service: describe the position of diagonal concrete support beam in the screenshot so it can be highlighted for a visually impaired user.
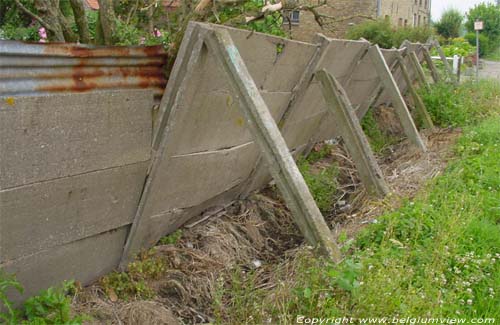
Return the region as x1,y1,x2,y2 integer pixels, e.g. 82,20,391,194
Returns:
316,70,389,197
204,29,341,261
422,47,441,83
395,52,434,129
408,51,431,91
119,26,207,269
432,40,458,85
368,45,427,152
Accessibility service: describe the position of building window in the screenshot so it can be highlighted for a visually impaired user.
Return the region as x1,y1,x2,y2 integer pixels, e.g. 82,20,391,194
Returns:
419,0,422,6
284,10,300,25
398,18,403,27
418,15,421,26
404,19,408,27
413,14,417,26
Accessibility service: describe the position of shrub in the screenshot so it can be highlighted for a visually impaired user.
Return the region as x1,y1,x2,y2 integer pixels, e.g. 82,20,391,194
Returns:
464,32,491,57
347,19,394,49
434,9,463,40
465,3,500,45
434,37,476,57
347,19,434,49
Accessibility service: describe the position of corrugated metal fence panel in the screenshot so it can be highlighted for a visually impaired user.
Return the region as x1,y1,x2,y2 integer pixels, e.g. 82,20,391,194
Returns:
0,40,167,98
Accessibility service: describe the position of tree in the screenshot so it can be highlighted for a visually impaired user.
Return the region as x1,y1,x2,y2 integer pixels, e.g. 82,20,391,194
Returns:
465,3,500,44
434,9,463,39
13,0,87,42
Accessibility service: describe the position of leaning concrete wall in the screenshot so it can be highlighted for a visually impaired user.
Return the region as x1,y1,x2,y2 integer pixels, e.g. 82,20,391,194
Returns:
0,41,167,302
0,25,428,302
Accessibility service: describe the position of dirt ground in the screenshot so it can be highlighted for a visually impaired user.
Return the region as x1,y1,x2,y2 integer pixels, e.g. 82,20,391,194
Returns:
71,124,461,325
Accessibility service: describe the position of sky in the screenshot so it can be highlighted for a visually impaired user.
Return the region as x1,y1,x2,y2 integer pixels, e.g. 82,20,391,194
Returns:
431,0,496,20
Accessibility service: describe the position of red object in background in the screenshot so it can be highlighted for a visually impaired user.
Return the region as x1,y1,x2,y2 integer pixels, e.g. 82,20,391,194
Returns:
84,0,99,10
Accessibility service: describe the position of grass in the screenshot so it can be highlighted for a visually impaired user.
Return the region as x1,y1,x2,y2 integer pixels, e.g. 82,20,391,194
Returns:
296,144,339,214
209,79,500,323
420,79,500,128
211,115,500,323
360,110,399,154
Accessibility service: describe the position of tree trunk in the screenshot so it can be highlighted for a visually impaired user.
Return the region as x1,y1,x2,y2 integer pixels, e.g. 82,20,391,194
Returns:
70,0,91,43
57,7,78,42
98,0,117,45
34,0,65,41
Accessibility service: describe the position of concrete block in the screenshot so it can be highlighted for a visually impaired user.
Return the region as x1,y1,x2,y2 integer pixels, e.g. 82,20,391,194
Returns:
0,90,152,189
0,162,148,261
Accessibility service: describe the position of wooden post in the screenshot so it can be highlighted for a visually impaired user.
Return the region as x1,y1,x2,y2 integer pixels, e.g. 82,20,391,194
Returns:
316,70,389,197
422,47,440,83
204,29,341,261
408,51,430,91
395,53,434,129
433,40,457,84
368,45,427,152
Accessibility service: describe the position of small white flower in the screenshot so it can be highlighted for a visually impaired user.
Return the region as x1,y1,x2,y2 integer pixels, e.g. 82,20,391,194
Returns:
467,299,473,305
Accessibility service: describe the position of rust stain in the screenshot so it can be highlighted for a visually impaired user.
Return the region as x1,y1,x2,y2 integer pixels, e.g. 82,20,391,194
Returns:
34,43,168,94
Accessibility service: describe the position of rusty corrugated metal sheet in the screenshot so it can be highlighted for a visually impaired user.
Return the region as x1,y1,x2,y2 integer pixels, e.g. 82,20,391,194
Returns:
0,41,168,98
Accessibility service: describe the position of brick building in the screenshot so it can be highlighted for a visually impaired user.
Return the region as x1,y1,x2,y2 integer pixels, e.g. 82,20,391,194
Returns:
285,0,431,42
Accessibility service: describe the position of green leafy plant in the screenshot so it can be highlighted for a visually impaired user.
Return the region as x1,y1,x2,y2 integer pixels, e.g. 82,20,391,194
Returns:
298,158,338,214
23,281,83,324
101,249,166,300
0,272,23,324
158,229,183,245
360,110,399,153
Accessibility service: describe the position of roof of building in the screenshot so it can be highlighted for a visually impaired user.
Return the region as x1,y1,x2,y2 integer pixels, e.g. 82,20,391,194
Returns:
85,0,99,10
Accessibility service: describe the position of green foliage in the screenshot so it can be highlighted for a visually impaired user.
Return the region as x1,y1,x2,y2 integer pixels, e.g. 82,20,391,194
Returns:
305,144,333,164
101,249,166,300
158,229,183,245
353,117,500,318
485,45,500,62
210,113,500,322
210,0,286,38
347,19,394,48
420,80,500,127
434,9,463,39
347,18,433,49
113,19,170,48
0,23,40,41
360,110,398,153
436,37,476,57
23,281,83,324
465,32,491,57
298,157,338,214
465,3,500,48
0,272,23,324
1,275,84,325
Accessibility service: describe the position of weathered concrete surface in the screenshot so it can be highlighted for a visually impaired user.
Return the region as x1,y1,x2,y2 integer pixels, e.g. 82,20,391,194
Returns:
121,22,318,263
1,227,127,304
0,162,148,261
204,29,340,259
0,90,152,189
316,70,389,197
